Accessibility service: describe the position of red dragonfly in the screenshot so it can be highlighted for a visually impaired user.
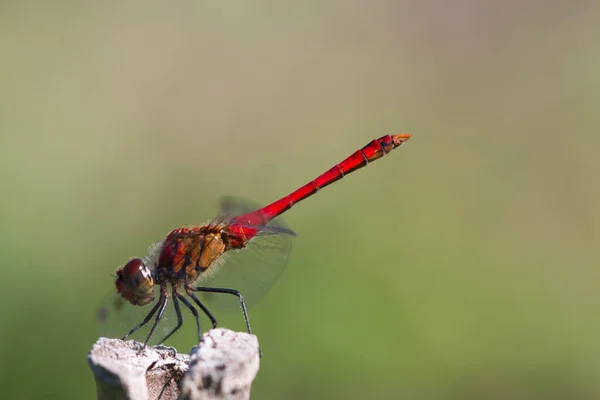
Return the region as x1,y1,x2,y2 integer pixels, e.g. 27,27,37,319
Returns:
98,134,411,348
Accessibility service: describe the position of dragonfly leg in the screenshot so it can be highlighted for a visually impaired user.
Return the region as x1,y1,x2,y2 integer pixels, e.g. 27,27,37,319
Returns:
122,291,164,341
156,290,184,345
141,289,169,350
190,287,252,335
185,287,218,329
175,292,203,343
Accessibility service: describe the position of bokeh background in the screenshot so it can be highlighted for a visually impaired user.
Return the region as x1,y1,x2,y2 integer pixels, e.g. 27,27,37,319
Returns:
2,1,600,399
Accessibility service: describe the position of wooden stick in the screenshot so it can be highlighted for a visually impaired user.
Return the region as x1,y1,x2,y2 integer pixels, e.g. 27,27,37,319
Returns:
88,328,260,400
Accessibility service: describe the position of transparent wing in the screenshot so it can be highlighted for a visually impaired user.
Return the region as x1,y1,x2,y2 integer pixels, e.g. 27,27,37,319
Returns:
196,196,296,311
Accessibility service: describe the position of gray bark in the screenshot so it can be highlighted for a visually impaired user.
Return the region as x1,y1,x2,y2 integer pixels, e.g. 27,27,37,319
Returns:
88,329,260,400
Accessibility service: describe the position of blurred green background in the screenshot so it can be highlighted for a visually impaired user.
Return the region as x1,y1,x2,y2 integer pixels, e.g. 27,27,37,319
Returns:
2,1,600,399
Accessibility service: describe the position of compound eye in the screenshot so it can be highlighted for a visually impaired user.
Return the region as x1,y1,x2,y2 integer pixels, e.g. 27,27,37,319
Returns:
121,258,148,280
115,258,155,306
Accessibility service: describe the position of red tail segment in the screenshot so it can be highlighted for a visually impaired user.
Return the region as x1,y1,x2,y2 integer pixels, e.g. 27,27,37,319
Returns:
227,134,411,242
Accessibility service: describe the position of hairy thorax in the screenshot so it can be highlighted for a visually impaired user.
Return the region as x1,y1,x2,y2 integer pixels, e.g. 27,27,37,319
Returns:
154,226,231,287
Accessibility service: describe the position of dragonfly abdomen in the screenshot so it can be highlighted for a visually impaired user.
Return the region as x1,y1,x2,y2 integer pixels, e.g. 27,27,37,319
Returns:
233,134,411,233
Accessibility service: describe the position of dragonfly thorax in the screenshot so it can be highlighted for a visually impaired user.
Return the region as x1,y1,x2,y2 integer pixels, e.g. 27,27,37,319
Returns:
199,232,227,269
149,226,234,287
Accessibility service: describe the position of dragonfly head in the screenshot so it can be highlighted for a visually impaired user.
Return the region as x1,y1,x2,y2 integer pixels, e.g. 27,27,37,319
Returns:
115,258,155,306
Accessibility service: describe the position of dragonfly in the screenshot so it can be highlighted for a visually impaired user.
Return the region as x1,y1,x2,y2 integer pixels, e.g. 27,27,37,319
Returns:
97,134,411,349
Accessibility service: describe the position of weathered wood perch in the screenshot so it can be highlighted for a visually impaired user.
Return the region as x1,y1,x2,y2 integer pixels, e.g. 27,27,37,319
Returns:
88,328,260,400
